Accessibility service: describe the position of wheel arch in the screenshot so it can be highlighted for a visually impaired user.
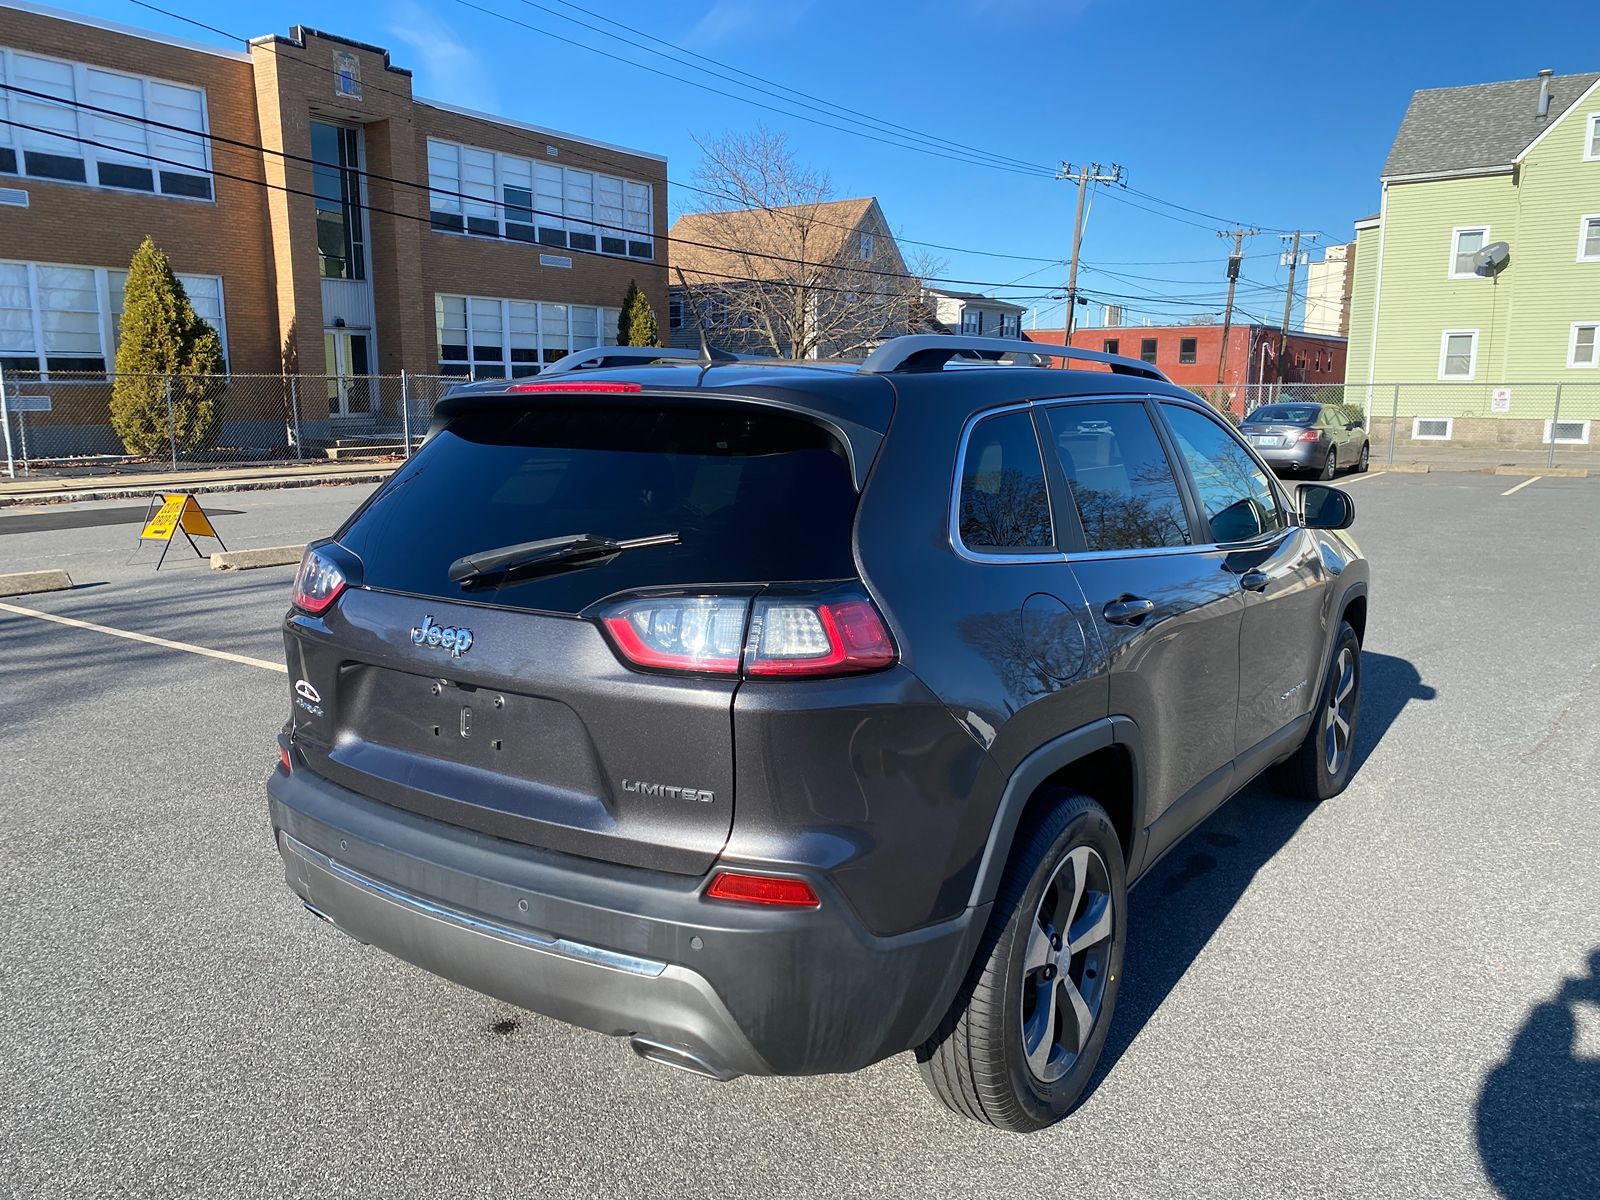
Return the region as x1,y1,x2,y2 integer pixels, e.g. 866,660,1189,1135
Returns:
967,717,1146,909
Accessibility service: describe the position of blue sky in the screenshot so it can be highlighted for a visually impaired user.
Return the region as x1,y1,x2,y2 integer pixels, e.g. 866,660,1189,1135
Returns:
61,0,1593,327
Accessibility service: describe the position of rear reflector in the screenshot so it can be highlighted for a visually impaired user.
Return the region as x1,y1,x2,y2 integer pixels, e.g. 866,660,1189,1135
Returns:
705,871,820,908
506,381,642,393
278,745,292,773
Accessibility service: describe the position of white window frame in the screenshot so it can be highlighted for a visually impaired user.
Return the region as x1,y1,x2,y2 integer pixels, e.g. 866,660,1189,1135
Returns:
0,257,227,375
1448,226,1489,279
1586,114,1600,162
1544,419,1591,445
1577,214,1600,263
1568,322,1599,368
1438,328,1479,380
434,292,619,379
858,232,874,262
424,137,654,262
1411,417,1454,441
0,46,213,201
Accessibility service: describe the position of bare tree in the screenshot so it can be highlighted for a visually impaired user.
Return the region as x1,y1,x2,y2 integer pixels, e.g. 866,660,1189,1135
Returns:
677,126,929,359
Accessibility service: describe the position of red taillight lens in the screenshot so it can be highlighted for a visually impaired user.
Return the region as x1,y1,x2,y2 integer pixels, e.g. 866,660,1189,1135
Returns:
600,595,749,674
705,871,820,908
278,745,292,773
1299,429,1321,442
745,597,896,677
292,546,348,615
506,381,643,393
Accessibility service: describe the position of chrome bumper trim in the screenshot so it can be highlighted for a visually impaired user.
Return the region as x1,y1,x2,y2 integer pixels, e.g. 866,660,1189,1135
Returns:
281,833,667,978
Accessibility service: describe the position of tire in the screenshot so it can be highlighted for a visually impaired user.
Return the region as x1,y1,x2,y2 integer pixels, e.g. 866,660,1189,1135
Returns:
1273,621,1362,802
1356,441,1370,473
916,792,1127,1132
1319,448,1337,480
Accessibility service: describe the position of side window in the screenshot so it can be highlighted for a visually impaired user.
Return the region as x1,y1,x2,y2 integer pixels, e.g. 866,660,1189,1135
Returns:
1044,402,1190,552
957,410,1054,552
1160,403,1284,544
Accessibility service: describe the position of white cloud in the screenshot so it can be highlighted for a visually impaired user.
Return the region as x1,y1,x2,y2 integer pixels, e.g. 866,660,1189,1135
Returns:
687,0,813,47
387,0,499,112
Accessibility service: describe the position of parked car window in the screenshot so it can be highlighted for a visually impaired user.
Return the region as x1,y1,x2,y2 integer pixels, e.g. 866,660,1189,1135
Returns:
957,410,1054,551
1160,403,1284,544
1044,402,1190,552
1246,404,1319,426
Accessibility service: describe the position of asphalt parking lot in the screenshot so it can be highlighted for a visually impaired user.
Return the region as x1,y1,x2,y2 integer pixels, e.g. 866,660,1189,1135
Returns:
2,471,1597,1199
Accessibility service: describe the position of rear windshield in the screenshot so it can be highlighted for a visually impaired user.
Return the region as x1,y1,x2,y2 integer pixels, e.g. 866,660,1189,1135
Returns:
1246,405,1318,425
338,402,859,613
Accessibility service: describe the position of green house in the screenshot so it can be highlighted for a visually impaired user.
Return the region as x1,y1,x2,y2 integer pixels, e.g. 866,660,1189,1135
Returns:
1346,70,1600,449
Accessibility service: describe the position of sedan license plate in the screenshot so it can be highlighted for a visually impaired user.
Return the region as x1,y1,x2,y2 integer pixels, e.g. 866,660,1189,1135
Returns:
1252,435,1283,447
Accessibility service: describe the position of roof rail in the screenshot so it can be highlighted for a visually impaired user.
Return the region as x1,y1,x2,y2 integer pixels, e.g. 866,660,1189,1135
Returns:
858,334,1169,382
540,345,738,374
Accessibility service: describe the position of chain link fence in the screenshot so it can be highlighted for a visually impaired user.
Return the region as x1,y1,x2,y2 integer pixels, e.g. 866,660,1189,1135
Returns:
0,369,459,480
1208,381,1600,470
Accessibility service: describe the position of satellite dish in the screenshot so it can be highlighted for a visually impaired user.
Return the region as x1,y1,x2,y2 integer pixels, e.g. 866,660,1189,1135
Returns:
1472,241,1511,275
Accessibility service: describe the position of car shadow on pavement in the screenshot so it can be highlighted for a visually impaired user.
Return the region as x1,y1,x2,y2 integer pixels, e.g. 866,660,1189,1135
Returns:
1083,650,1437,1098
1475,948,1600,1200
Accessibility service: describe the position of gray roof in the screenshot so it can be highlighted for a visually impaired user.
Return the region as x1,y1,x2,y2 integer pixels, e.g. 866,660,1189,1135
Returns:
1382,72,1599,178
924,287,1027,312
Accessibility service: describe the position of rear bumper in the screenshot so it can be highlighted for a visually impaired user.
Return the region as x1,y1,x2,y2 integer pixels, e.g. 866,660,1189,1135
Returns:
266,760,985,1078
1251,440,1323,471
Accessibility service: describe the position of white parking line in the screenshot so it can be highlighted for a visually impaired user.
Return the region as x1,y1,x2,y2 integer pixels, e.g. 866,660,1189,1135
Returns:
1500,476,1542,496
1340,471,1389,485
0,600,287,673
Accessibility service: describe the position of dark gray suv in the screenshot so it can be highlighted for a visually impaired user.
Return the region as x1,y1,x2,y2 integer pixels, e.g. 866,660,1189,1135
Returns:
266,335,1369,1132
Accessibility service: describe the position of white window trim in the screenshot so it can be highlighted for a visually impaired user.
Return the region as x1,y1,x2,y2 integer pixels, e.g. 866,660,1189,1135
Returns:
1412,417,1454,441
0,257,226,375
1586,114,1600,162
1447,226,1489,279
1577,214,1600,263
425,137,654,262
435,292,620,379
0,45,214,201
1438,328,1479,380
1544,419,1591,445
1568,322,1600,368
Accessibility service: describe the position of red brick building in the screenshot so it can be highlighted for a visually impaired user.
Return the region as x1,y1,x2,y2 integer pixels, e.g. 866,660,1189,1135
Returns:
1026,323,1348,408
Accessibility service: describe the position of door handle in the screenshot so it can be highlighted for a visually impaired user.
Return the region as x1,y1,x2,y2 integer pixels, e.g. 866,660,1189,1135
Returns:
1240,569,1270,592
1103,597,1155,625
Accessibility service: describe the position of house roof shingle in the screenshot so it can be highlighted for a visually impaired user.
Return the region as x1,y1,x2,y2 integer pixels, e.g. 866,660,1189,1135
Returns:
668,197,884,284
1382,72,1600,178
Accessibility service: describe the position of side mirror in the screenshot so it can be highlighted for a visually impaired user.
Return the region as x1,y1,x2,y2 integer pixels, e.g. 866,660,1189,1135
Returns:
1297,484,1355,530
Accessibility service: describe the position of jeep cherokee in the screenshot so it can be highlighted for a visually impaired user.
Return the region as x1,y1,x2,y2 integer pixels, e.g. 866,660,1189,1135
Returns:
266,335,1368,1132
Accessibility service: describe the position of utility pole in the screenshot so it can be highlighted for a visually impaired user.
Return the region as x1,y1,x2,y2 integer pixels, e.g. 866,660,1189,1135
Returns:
1215,225,1261,394
1276,230,1314,383
1060,161,1124,340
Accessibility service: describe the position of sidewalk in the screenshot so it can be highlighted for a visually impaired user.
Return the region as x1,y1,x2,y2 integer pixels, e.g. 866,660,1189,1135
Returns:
0,460,399,506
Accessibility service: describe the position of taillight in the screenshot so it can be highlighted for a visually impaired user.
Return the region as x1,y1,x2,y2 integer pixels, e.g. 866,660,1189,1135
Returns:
596,589,897,679
745,596,895,677
278,745,292,773
292,546,348,615
1299,429,1321,442
600,595,747,674
705,870,820,908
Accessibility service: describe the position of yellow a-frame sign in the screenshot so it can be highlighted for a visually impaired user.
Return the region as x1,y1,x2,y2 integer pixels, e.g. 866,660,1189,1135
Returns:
138,493,227,569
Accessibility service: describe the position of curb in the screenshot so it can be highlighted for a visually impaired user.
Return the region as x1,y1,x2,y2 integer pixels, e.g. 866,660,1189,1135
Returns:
211,544,305,571
1382,464,1431,473
0,568,74,597
1492,465,1588,478
0,468,395,508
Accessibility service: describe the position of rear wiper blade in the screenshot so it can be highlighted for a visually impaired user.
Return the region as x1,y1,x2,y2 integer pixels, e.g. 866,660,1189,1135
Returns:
447,531,680,587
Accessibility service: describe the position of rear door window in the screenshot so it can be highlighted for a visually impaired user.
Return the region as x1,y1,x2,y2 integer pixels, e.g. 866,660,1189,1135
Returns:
956,409,1054,552
1160,402,1284,544
1043,402,1191,553
337,402,859,613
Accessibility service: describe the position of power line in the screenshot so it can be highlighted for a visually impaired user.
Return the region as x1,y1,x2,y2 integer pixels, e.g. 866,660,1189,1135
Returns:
124,1,1072,266
517,0,1053,175
449,0,1058,179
